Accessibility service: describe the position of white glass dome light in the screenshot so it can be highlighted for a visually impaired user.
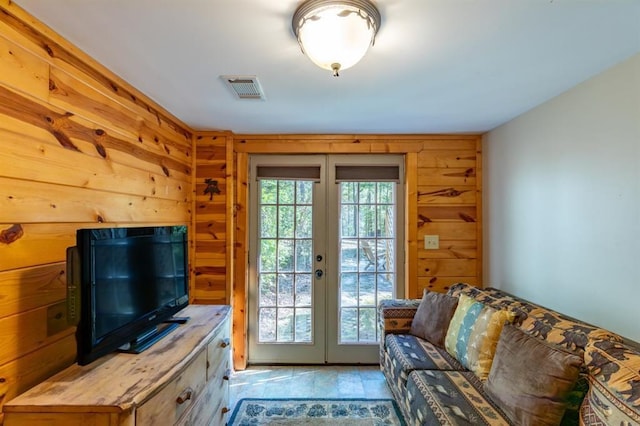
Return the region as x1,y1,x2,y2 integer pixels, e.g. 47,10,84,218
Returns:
292,0,381,77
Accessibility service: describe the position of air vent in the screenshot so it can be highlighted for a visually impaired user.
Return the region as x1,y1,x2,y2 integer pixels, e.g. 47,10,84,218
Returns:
221,75,266,100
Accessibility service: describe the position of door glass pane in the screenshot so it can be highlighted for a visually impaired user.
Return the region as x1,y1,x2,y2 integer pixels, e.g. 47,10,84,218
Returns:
278,206,294,238
257,179,314,344
277,274,294,305
340,205,357,237
295,274,312,306
295,206,312,238
340,308,358,342
259,274,276,306
338,181,396,343
259,308,276,342
260,206,277,237
277,308,294,342
295,239,312,272
295,308,312,342
277,240,294,271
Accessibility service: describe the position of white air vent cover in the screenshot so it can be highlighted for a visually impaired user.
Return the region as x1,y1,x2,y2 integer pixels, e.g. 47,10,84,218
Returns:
221,75,266,100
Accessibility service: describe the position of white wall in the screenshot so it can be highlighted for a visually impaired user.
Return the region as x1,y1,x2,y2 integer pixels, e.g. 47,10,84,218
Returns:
484,53,640,342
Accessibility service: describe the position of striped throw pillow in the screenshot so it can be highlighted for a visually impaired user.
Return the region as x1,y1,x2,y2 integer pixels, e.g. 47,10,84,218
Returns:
445,294,516,380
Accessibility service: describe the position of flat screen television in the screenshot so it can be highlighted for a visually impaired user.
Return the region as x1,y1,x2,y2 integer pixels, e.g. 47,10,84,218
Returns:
67,225,189,365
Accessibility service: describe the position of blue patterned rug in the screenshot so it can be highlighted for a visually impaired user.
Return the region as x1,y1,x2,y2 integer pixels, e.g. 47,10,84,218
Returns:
229,398,406,425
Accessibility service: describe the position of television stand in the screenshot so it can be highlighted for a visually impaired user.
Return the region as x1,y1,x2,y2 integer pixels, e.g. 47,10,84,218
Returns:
3,305,232,426
118,322,179,354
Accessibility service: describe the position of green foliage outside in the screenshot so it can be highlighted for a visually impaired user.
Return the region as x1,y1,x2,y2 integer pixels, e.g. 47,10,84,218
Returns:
257,179,396,344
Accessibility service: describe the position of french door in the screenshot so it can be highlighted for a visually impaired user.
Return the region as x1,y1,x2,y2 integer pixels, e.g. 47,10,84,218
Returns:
247,155,404,364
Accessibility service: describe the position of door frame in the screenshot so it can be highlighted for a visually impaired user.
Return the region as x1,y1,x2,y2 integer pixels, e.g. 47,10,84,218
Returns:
231,134,482,371
247,154,327,364
325,154,405,363
247,154,405,364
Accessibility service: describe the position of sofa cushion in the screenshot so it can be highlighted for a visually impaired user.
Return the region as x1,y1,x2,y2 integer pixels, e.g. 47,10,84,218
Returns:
406,370,512,425
448,283,520,311
378,298,422,337
384,334,465,390
448,282,487,300
580,339,640,425
485,324,583,426
410,290,459,347
445,294,515,380
447,283,529,326
450,285,625,350
518,310,622,356
580,375,640,425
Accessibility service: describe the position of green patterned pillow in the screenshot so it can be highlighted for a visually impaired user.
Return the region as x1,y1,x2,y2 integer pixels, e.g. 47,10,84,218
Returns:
445,294,515,380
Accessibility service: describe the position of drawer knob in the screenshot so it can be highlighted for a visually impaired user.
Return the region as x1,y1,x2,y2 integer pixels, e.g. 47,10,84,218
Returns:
221,407,230,414
223,369,232,381
220,338,230,348
176,387,193,405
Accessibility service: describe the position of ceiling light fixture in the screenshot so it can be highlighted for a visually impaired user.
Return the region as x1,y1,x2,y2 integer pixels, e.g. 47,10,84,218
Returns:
292,0,381,77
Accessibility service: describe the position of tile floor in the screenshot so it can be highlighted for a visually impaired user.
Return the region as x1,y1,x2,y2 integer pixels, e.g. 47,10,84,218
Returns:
229,365,393,412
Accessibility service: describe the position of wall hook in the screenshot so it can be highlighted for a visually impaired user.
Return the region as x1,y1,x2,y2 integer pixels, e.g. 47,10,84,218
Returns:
204,178,221,201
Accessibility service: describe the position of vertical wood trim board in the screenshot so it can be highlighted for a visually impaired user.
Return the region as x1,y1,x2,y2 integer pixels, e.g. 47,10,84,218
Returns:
226,134,235,304
405,152,419,299
233,152,249,370
190,132,198,304
475,137,483,288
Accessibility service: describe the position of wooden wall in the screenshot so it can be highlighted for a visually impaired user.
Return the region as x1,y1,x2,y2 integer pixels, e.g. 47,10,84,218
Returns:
192,132,234,305
0,2,192,419
229,135,482,368
415,139,481,294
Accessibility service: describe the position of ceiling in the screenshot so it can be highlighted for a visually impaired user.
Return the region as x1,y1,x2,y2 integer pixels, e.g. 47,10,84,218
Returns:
13,0,640,134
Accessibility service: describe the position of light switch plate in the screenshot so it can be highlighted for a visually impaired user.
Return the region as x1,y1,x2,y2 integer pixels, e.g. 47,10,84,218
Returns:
424,235,439,250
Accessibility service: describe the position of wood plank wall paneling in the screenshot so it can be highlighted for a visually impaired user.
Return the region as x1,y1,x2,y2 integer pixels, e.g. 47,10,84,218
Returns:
229,135,482,368
417,139,481,295
192,133,234,306
0,2,193,416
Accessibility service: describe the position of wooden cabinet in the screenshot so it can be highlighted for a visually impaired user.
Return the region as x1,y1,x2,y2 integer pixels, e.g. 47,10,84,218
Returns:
2,305,231,426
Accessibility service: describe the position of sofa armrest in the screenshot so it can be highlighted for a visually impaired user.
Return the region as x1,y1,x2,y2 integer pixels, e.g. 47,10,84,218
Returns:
582,340,640,424
378,299,422,340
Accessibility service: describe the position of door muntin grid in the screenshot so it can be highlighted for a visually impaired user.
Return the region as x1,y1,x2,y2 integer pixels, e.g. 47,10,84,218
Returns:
257,179,314,344
338,181,396,344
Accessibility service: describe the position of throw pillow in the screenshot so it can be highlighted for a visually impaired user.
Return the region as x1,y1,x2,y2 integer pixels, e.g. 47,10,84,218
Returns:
485,323,583,426
409,290,459,347
444,294,515,380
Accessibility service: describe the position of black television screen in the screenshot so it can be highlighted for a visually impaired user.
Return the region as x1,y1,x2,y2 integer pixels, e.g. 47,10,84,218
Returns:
68,225,189,365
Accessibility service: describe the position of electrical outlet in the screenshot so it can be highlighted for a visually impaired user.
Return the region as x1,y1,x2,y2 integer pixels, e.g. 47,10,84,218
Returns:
424,235,439,250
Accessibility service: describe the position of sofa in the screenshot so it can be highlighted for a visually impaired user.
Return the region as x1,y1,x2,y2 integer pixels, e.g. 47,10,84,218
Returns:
378,283,640,425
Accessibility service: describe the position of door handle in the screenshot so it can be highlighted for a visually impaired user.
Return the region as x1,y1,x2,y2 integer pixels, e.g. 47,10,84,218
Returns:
315,269,323,279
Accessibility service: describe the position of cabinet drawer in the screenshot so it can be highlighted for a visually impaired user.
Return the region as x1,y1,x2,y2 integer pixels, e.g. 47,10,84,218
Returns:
136,350,207,425
210,383,230,426
177,378,230,426
206,318,230,381
207,356,230,426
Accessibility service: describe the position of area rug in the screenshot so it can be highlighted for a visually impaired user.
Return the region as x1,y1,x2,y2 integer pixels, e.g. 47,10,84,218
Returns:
228,398,406,425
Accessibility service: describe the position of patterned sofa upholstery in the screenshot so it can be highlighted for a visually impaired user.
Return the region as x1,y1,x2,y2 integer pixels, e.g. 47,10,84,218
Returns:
378,283,640,425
